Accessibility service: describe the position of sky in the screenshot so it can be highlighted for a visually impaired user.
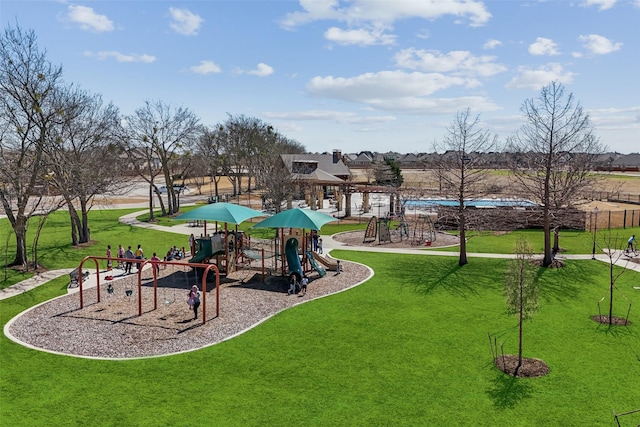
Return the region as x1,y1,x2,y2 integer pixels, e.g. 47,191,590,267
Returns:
2,0,639,154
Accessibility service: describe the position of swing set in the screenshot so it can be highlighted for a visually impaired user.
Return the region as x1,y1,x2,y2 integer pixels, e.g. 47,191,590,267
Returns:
75,255,220,324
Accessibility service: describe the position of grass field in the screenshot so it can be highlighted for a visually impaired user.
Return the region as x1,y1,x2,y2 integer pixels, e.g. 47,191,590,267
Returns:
1,249,638,426
1,202,640,426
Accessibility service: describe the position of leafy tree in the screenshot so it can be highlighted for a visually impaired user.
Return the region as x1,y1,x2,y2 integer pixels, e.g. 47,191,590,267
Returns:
504,237,538,376
0,25,64,267
432,109,498,266
508,81,603,267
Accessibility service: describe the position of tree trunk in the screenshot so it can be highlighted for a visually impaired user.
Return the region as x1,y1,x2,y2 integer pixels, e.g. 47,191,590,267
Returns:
80,204,90,243
516,269,524,375
78,199,90,243
609,261,614,326
542,204,552,267
11,220,28,268
458,211,468,266
149,184,155,221
69,209,79,246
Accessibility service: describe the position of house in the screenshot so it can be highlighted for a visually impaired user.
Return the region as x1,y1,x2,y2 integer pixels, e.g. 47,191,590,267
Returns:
609,153,640,172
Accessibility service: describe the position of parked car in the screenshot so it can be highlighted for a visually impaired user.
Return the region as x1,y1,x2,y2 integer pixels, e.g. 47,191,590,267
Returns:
158,185,189,194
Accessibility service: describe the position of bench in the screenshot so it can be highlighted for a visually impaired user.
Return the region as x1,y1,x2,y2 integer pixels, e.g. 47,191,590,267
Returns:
68,268,90,288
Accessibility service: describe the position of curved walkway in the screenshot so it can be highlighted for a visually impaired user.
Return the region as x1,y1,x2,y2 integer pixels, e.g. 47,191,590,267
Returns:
2,210,639,301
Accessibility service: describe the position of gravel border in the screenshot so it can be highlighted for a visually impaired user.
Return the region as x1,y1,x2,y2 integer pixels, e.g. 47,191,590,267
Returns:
5,260,371,360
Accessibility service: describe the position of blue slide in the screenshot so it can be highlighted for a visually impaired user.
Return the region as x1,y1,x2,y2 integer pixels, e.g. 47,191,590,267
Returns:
305,251,326,277
285,237,304,280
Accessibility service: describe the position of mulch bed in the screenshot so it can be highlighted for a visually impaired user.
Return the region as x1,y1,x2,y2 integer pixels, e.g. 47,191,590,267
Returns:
494,355,550,378
590,315,632,326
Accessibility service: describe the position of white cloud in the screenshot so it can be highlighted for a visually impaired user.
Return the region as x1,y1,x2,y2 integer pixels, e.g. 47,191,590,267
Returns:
305,70,499,113
506,63,575,90
169,7,203,36
483,39,502,50
83,51,155,63
263,110,396,125
66,5,114,32
247,63,274,77
307,71,466,101
280,0,491,30
578,34,622,55
394,48,507,77
235,63,274,77
581,0,618,11
589,106,640,130
190,60,222,75
324,27,396,46
528,37,560,56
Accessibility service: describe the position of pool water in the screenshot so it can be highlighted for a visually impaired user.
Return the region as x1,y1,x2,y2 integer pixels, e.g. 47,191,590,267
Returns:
404,199,538,208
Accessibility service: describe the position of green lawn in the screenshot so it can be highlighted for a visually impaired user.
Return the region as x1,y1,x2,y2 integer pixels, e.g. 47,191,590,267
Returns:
1,210,639,426
0,209,190,289
2,249,639,425
432,227,640,255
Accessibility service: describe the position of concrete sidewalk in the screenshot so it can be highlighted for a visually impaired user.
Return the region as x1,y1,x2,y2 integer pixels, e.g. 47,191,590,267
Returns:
2,209,639,300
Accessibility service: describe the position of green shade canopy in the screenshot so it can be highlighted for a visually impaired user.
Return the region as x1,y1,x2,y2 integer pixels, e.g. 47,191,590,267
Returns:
174,202,264,225
252,208,336,230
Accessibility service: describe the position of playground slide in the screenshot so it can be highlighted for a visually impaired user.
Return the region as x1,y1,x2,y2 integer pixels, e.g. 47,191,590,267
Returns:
285,237,304,280
305,251,327,277
308,251,338,271
190,248,224,263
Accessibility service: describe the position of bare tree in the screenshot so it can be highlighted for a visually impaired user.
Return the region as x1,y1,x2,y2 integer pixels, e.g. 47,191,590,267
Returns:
254,133,305,212
596,232,633,326
0,25,64,267
508,81,604,267
504,237,539,376
186,152,210,195
217,114,261,196
121,100,201,216
432,109,499,266
43,90,124,244
197,125,226,201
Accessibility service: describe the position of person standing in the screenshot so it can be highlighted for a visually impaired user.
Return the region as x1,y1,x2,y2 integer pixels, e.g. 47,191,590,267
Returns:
150,252,161,274
312,232,319,252
188,285,201,320
287,274,298,295
317,238,323,254
134,244,144,270
106,245,112,271
124,246,134,274
627,234,636,253
300,275,309,296
117,245,125,268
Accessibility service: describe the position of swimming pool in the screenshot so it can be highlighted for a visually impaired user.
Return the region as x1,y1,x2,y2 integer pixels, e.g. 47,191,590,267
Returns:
404,199,538,208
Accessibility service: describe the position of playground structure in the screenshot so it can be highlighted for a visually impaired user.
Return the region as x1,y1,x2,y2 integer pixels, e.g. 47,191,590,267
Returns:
75,255,220,324
307,250,341,271
189,228,278,282
363,214,438,246
282,232,326,280
187,226,328,288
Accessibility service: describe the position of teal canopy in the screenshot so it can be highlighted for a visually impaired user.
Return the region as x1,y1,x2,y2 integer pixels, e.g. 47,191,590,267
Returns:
252,208,335,230
175,202,264,225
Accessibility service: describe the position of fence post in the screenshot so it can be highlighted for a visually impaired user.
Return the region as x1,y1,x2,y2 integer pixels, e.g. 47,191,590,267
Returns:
623,210,627,229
